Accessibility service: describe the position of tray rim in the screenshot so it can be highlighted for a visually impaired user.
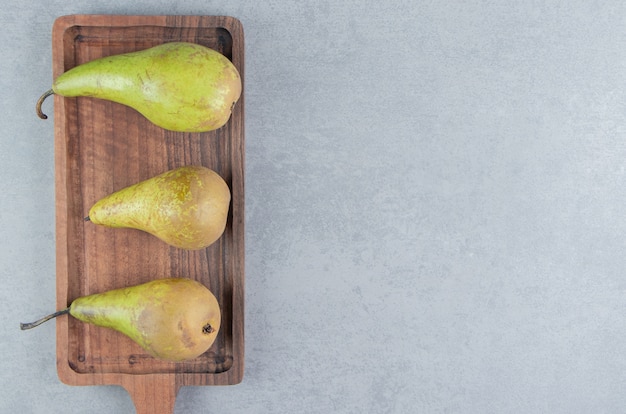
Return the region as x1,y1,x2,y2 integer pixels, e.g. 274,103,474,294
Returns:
52,14,245,389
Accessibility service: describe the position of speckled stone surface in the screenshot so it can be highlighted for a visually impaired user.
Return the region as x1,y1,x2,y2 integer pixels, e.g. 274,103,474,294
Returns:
4,1,626,413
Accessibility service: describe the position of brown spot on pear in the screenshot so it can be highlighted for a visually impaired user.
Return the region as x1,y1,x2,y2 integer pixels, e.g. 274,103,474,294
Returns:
87,166,231,250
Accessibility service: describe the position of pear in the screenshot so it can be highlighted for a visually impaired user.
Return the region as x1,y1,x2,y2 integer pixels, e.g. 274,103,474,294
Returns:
36,41,241,132
86,165,231,250
20,278,221,362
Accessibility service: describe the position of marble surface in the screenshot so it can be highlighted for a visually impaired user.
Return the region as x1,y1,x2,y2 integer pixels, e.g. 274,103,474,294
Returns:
3,1,626,412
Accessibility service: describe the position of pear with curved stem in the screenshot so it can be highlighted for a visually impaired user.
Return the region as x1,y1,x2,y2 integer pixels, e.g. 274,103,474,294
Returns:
36,42,241,132
20,278,221,362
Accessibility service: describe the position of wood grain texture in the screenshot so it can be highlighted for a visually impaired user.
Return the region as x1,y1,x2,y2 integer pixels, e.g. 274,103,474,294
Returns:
52,14,245,413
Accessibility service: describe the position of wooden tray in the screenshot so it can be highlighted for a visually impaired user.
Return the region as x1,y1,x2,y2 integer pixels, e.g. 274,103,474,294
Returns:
51,15,244,413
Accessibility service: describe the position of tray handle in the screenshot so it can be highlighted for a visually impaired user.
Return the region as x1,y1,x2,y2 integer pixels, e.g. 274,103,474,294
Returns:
123,374,180,414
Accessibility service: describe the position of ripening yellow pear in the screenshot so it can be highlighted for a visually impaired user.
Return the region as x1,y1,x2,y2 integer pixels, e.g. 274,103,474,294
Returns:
36,41,241,132
86,165,231,250
20,278,221,362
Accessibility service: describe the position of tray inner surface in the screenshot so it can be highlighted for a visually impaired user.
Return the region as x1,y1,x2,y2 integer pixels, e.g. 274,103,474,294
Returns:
59,22,241,376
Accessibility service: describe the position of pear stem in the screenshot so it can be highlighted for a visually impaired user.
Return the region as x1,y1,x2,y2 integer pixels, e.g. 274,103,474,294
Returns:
36,89,55,120
84,216,91,222
20,308,70,330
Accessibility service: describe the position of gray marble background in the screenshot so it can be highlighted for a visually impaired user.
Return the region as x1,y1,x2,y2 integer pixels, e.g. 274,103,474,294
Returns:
3,1,626,413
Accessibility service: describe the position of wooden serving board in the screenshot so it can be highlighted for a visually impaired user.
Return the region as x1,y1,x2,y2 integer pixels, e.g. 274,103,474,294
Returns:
51,15,245,413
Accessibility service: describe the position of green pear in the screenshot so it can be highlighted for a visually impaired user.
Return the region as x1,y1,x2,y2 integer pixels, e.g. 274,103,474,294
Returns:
86,165,231,250
20,278,221,362
36,41,241,132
